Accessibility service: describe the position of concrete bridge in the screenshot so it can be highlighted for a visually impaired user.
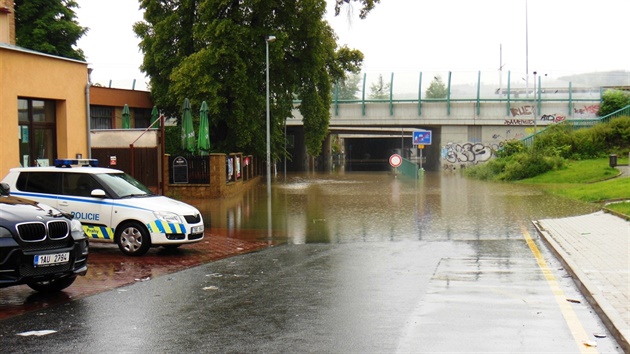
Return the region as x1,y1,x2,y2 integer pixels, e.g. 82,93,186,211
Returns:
286,95,601,172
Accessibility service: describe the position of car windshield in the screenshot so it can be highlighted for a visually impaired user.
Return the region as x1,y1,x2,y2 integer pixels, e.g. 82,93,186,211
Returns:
94,173,154,199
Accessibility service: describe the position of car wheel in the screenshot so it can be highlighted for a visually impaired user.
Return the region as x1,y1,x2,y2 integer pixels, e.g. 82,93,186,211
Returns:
27,276,77,293
116,221,151,256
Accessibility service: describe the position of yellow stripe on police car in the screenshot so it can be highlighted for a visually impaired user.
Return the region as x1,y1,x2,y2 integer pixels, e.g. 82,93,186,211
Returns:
147,220,186,234
83,225,114,240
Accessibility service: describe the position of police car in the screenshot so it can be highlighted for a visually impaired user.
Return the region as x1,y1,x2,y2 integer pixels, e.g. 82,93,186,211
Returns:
1,159,205,256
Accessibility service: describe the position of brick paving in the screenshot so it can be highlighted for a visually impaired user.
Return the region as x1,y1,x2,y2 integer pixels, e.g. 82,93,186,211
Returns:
0,229,271,320
534,211,630,352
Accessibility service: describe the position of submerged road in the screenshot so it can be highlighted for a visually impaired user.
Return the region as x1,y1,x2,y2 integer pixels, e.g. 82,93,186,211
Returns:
0,172,624,352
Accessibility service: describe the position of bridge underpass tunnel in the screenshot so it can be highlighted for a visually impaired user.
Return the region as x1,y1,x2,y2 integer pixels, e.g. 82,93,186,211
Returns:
342,130,441,172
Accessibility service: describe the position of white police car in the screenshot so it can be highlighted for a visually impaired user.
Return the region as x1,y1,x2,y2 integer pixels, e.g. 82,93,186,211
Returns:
1,159,204,256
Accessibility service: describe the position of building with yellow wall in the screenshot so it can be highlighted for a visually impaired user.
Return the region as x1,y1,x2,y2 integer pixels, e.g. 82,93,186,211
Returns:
0,1,153,179
0,1,88,177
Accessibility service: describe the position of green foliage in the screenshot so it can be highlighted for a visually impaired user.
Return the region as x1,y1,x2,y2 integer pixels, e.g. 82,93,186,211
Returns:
425,76,448,99
14,0,87,60
134,0,364,161
368,74,390,99
551,178,630,203
598,89,630,116
495,140,526,158
519,158,619,184
334,73,362,100
334,0,380,19
496,153,565,181
467,117,630,181
533,117,630,158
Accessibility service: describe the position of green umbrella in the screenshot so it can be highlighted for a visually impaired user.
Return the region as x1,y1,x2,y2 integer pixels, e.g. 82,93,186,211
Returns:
151,105,159,125
180,98,195,153
122,104,131,129
198,101,210,155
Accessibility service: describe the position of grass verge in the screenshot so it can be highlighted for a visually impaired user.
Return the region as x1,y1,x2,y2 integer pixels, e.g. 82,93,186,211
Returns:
518,157,630,218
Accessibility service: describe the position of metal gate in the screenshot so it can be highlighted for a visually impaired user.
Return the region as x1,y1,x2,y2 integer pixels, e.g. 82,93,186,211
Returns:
91,147,158,190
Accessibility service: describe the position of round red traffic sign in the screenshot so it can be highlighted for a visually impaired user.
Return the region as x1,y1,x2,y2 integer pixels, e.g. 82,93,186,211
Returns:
389,154,402,167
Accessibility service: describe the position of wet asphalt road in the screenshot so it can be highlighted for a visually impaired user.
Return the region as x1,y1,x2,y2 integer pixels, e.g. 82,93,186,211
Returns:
0,172,624,352
0,241,622,353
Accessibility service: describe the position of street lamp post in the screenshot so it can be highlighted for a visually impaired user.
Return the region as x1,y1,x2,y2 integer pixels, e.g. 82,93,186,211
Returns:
533,71,537,140
265,35,276,239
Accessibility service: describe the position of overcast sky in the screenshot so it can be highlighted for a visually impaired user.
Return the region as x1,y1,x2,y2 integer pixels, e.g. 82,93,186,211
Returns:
75,0,630,92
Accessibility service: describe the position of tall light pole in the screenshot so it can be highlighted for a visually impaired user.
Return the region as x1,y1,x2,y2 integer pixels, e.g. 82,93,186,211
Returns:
533,71,537,138
265,35,276,239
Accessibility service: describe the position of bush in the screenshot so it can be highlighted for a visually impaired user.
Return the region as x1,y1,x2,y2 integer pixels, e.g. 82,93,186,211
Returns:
598,90,630,116
496,140,525,158
498,153,565,181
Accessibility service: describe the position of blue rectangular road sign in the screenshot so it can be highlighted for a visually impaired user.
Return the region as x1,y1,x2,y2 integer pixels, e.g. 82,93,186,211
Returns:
413,130,432,145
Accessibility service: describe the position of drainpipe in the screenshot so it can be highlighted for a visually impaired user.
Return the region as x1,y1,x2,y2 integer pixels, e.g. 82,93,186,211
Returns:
86,68,93,159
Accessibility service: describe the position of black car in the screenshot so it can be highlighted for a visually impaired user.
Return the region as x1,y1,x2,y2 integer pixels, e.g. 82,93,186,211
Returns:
0,182,88,292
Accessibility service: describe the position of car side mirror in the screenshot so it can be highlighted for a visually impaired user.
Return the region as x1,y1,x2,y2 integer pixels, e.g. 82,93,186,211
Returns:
91,189,107,198
0,182,10,195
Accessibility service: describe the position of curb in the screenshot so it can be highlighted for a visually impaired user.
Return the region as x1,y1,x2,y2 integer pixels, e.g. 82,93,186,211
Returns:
532,220,629,353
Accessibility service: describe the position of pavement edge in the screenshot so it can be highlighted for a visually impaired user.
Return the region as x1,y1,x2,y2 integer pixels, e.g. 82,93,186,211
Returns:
532,220,629,353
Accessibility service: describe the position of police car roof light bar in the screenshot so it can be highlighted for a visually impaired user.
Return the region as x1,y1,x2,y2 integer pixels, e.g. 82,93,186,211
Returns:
54,159,99,168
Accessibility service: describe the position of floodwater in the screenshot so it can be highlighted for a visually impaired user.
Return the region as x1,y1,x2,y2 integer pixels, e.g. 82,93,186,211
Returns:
189,170,598,245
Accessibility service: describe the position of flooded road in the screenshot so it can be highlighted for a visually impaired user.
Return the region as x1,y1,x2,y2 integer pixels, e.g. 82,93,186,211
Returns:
194,170,598,245
1,171,623,353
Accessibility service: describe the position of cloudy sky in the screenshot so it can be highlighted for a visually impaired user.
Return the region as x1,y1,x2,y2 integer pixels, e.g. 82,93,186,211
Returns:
75,0,630,92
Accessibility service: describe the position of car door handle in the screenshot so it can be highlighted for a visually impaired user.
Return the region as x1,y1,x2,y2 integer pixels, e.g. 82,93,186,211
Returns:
59,201,69,207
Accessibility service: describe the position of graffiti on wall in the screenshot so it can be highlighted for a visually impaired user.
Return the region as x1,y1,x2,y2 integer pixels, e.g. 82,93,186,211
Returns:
442,142,495,167
540,114,566,123
574,104,600,116
510,105,534,117
507,103,599,125
504,119,534,125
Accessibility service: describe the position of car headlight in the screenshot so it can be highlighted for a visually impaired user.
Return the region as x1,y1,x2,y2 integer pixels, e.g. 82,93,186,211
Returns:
0,226,13,238
153,211,183,224
70,219,85,239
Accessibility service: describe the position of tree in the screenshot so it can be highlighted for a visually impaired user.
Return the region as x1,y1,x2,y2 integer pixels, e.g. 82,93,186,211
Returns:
598,89,630,116
334,0,380,19
369,74,390,99
14,0,87,60
425,76,448,99
333,73,362,100
134,0,363,160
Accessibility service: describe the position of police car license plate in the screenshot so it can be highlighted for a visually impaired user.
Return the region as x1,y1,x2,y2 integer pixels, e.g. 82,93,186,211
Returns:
34,252,70,267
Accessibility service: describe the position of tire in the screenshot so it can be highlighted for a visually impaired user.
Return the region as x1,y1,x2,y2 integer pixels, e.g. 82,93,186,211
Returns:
27,276,77,293
116,221,151,256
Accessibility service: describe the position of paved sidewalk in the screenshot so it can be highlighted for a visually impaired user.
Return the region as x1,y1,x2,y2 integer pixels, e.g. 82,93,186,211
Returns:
534,211,629,353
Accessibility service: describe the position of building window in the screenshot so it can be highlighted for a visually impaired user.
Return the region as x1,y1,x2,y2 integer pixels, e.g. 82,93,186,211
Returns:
90,105,113,129
18,98,57,167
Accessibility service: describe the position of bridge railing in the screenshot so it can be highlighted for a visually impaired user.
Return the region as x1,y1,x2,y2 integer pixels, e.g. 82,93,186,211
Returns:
320,70,621,118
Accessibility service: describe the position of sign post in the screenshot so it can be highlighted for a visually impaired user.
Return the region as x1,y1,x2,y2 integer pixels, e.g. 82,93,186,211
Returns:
389,153,402,176
412,130,432,172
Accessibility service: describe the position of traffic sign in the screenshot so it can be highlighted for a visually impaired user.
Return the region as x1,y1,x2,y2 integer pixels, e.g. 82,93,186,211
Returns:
413,130,432,145
389,154,402,168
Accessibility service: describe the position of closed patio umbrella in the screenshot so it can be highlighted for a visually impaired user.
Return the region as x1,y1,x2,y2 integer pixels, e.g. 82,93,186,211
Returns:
198,101,210,155
181,98,195,153
151,105,159,125
122,104,130,129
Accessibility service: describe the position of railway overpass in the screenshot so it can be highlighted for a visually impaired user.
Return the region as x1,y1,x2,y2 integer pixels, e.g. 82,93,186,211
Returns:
285,95,601,172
